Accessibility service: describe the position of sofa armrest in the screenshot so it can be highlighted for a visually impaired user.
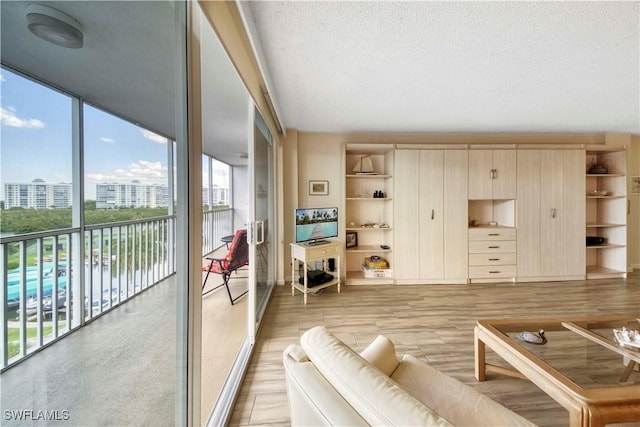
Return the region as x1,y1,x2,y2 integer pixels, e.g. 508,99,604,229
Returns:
359,335,400,376
283,344,368,427
301,327,453,426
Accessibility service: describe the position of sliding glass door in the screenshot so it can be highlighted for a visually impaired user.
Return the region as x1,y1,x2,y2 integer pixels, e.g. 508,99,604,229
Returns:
248,108,275,337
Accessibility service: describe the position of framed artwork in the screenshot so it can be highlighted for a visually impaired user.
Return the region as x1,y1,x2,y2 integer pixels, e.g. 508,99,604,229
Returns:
346,231,358,248
631,176,640,195
309,180,329,195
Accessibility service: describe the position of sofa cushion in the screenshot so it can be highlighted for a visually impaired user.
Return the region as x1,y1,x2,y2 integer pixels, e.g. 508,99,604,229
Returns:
392,355,537,427
359,335,400,376
301,326,453,427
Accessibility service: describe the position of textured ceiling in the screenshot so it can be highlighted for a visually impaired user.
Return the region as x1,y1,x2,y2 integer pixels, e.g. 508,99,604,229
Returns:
247,1,640,134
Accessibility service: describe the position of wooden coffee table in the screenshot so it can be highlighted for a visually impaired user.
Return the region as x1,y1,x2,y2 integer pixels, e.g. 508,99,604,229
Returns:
475,315,640,427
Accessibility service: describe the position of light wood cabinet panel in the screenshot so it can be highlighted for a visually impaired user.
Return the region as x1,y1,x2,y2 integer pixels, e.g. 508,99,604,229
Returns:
419,150,444,279
517,150,585,279
469,150,516,200
563,150,586,275
443,150,469,279
393,150,420,280
469,150,493,199
395,149,468,282
516,151,542,277
492,150,517,199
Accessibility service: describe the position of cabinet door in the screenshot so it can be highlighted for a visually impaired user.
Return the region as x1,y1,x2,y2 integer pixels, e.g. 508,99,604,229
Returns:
517,150,542,277
518,150,586,279
492,150,516,199
562,150,586,276
394,150,420,280
419,150,444,279
468,150,493,200
540,151,565,276
444,150,468,279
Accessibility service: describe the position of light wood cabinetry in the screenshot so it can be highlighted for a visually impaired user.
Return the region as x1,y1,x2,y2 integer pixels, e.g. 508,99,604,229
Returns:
394,148,468,284
585,147,627,278
344,144,394,285
469,149,516,200
517,150,585,280
468,227,517,281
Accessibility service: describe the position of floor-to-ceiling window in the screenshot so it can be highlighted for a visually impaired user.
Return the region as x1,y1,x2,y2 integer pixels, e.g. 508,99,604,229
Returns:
1,1,189,424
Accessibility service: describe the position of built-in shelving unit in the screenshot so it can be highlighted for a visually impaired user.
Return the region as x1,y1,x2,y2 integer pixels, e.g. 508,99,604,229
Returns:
344,144,394,285
585,146,627,279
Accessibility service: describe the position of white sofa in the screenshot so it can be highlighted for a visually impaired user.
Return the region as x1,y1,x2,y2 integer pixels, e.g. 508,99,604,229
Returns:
283,326,536,426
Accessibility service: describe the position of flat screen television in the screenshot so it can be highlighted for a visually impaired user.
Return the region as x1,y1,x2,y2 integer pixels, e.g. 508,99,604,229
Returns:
295,207,338,244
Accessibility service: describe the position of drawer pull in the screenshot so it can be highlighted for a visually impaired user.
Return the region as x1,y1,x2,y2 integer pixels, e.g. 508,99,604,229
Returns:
488,246,499,249
489,271,501,274
488,258,500,261
488,233,499,236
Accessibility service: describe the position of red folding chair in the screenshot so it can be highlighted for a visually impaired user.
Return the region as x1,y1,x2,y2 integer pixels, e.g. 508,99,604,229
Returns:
202,229,248,305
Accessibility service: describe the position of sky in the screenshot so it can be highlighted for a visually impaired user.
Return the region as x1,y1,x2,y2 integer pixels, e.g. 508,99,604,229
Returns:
1,68,228,200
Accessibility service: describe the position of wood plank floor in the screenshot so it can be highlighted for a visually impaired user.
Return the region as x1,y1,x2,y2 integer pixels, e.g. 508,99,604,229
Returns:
230,273,640,426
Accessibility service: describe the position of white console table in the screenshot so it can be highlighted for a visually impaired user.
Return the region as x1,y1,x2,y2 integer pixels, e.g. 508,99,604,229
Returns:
290,241,342,304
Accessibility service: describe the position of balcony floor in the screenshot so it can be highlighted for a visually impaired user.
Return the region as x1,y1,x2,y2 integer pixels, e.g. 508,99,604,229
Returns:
1,275,177,426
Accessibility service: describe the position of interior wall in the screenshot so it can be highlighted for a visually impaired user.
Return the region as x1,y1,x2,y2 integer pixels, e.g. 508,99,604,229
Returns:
283,130,639,280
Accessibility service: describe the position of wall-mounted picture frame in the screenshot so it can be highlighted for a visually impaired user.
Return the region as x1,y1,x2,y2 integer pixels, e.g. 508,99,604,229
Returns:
309,180,329,195
631,176,640,195
346,231,358,248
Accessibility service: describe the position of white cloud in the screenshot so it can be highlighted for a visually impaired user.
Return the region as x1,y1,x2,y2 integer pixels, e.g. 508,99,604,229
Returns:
140,129,167,144
1,106,45,129
100,137,115,143
86,160,168,187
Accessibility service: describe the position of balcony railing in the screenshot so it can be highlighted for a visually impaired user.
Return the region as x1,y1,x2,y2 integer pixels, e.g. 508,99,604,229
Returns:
1,215,176,370
1,207,234,371
202,208,233,255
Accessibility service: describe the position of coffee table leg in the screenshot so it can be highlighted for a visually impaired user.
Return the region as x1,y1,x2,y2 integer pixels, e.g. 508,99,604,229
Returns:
474,326,486,381
620,359,637,382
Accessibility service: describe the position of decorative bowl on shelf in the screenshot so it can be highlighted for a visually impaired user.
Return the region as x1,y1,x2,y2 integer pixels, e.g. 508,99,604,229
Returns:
588,163,608,174
587,190,608,196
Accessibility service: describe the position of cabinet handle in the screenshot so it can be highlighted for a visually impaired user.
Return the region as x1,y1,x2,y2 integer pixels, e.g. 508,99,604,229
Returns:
489,258,500,261
489,271,501,274
493,169,498,179
488,246,499,249
431,209,434,220
488,233,499,236
551,208,557,218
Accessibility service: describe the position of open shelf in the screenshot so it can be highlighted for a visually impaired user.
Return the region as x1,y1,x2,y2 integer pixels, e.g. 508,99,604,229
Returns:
345,270,394,285
584,147,627,278
345,144,395,285
346,245,392,253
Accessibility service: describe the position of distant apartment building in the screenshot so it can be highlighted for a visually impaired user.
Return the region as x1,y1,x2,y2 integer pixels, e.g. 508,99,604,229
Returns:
3,179,72,209
96,181,168,209
202,185,229,206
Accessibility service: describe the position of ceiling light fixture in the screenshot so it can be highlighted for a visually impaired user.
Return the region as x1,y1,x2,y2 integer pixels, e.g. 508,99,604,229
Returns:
26,4,84,49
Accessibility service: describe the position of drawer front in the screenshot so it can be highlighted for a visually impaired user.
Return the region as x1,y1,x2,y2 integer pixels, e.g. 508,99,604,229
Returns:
469,265,517,278
469,227,516,241
468,240,516,254
307,244,339,259
469,253,516,266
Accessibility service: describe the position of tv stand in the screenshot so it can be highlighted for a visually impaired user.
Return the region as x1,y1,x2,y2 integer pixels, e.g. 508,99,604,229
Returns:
290,241,342,304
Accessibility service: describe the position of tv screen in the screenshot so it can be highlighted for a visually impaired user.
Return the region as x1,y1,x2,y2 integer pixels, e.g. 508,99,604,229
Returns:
295,207,338,243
